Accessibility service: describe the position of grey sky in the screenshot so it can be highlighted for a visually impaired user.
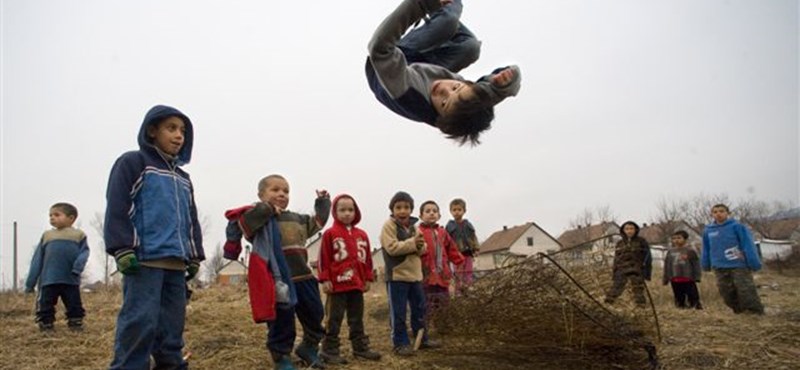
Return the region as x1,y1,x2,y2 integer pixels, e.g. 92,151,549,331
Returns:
1,0,798,286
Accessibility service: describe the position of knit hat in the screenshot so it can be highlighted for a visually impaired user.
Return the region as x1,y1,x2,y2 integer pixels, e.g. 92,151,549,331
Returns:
389,191,414,211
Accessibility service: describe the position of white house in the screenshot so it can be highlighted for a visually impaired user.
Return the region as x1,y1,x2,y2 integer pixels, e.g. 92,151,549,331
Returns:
557,222,620,262
476,222,563,271
217,260,247,286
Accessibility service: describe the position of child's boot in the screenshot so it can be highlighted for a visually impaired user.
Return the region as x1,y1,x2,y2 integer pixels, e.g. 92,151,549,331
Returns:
352,338,381,361
295,341,326,369
67,317,84,332
38,321,55,333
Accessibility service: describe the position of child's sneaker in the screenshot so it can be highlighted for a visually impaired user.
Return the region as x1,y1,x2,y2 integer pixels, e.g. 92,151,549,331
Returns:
38,322,55,333
273,355,296,370
319,351,348,365
419,339,441,349
353,348,381,361
295,342,326,369
67,318,84,332
393,345,414,357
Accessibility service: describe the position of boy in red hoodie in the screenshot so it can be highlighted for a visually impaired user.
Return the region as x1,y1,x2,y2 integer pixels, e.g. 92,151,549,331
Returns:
317,194,382,364
418,200,465,346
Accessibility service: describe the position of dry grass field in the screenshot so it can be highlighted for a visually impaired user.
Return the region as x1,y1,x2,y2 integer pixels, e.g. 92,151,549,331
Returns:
1,262,798,370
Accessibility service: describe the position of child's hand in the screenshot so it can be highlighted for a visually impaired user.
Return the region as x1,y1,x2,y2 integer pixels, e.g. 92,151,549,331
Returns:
440,0,454,6
316,189,329,199
322,281,333,294
491,68,515,87
364,281,371,292
414,233,426,249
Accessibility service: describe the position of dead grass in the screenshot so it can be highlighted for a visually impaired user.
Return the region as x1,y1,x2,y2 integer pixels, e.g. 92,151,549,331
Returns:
0,263,798,370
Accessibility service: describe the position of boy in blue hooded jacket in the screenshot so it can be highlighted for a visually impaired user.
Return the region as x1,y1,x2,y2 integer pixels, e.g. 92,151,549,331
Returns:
702,204,764,314
104,105,205,369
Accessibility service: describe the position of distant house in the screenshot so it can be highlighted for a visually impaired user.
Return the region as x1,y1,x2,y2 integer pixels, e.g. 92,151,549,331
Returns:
753,218,800,242
639,221,702,265
557,222,620,261
217,260,247,286
476,222,563,271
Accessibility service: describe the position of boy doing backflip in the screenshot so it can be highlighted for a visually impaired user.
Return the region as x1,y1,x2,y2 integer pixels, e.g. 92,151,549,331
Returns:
366,0,521,145
25,202,90,332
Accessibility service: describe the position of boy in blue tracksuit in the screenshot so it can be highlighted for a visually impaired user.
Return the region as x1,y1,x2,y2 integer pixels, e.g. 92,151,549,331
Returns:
104,105,205,369
702,203,764,314
25,202,90,332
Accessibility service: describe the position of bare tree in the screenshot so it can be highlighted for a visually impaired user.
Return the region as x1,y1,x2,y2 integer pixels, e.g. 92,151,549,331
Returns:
202,242,226,283
595,205,617,224
90,212,114,285
686,193,731,230
736,198,796,239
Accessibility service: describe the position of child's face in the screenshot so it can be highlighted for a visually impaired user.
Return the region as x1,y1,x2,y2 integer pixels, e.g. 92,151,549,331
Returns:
623,224,637,238
391,201,412,221
147,116,185,156
335,197,356,226
259,177,290,210
420,204,441,224
450,204,465,220
49,208,75,229
671,235,686,247
711,207,729,223
431,79,477,117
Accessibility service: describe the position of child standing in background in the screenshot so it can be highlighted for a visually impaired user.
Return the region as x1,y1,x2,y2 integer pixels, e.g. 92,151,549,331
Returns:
418,200,464,347
380,191,427,356
445,198,479,295
702,204,764,314
25,202,90,332
663,230,703,309
317,194,382,364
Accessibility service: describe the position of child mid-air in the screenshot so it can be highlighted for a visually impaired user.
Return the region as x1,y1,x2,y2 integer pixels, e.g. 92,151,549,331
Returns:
317,194,382,364
702,204,763,314
380,191,427,356
366,0,521,145
445,198,479,295
105,105,205,370
663,230,702,309
418,200,464,347
604,221,652,308
25,202,90,332
224,174,331,370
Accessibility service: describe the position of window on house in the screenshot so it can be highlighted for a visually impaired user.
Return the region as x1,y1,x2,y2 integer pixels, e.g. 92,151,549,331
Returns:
527,237,534,246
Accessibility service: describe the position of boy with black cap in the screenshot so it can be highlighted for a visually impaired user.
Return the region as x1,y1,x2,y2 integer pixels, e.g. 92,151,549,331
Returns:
380,191,428,356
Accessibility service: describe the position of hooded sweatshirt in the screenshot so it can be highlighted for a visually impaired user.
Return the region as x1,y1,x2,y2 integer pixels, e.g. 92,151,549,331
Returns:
612,221,653,280
701,218,761,271
419,222,464,288
317,195,375,294
104,105,204,264
380,216,426,282
366,0,521,126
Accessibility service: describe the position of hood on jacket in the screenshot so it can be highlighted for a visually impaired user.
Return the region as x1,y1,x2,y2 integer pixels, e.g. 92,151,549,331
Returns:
137,105,194,165
619,221,641,240
332,194,361,228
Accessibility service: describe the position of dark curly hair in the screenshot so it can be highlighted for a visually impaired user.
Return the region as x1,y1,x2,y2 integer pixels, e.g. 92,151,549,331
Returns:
435,82,495,146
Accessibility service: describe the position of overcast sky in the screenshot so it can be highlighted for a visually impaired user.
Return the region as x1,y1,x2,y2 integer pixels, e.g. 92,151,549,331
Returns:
1,0,798,286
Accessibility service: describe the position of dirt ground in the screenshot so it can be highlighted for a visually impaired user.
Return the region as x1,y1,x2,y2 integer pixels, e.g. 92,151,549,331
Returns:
0,268,798,370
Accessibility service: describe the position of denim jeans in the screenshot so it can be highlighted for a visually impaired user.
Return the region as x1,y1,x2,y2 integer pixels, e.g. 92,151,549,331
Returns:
267,278,325,355
397,0,481,72
110,266,187,370
387,281,426,347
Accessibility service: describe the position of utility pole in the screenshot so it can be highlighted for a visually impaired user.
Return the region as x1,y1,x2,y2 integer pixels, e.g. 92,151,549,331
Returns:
13,221,18,292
